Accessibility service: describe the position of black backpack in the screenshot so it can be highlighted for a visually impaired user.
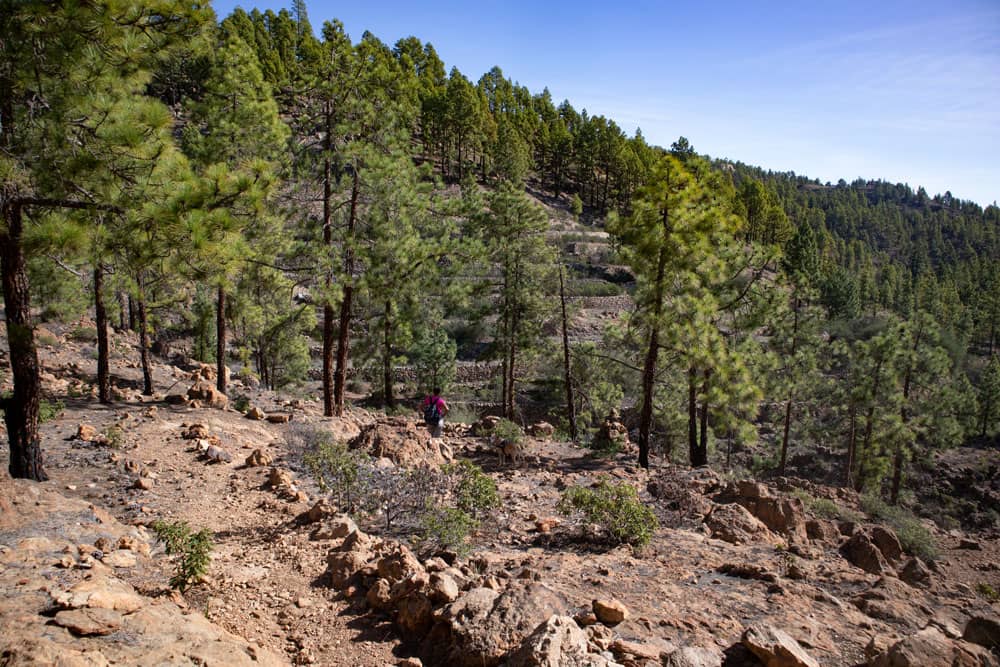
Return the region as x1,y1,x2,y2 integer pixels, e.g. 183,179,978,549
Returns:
423,397,441,425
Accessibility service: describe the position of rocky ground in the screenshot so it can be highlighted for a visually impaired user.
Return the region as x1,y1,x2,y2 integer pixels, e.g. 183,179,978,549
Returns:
1,324,999,666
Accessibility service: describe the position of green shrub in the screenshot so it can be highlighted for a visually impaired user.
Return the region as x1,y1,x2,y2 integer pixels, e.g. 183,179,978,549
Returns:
150,520,213,592
444,460,500,518
36,331,58,347
420,505,478,557
302,433,368,515
861,492,938,561
39,399,64,424
976,583,999,602
493,418,523,444
232,394,250,414
557,478,658,548
68,326,98,342
791,489,863,522
104,425,124,448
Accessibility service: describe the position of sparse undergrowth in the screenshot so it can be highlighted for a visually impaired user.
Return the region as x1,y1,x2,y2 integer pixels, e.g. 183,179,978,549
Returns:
558,478,658,548
298,424,499,555
151,520,213,592
860,493,939,561
791,489,863,523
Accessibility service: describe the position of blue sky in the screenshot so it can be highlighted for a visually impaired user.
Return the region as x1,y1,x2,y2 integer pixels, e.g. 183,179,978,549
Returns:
213,0,1000,207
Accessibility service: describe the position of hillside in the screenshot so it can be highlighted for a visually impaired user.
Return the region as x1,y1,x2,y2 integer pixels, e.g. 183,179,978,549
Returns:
2,320,1000,666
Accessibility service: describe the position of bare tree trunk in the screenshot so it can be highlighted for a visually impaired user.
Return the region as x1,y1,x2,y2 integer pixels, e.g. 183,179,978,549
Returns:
216,284,227,394
559,266,577,441
333,170,360,417
136,278,153,396
94,264,110,404
1,196,46,480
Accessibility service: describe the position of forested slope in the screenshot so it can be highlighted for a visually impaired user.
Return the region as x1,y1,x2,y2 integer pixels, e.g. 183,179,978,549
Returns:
2,1,998,528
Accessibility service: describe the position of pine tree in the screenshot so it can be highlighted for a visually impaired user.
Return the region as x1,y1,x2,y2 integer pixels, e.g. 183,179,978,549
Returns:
0,1,210,480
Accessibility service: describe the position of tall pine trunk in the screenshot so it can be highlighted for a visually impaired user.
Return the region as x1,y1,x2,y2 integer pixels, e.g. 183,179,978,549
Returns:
94,264,110,404
333,170,360,417
321,104,334,417
559,266,577,441
891,324,922,504
216,284,227,394
637,228,669,469
691,369,711,466
136,278,153,396
687,366,698,464
383,299,395,409
778,295,800,475
1,196,46,480
845,404,857,488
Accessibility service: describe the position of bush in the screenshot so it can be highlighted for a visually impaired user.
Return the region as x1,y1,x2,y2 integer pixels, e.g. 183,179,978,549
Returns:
558,478,658,548
421,506,478,557
302,434,368,515
68,326,98,342
861,493,938,561
976,583,999,602
36,331,58,347
39,399,64,424
231,394,251,414
791,489,863,522
444,460,500,518
493,418,523,444
150,520,213,592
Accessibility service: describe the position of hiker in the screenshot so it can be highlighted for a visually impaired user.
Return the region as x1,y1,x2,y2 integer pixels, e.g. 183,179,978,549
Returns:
421,387,448,438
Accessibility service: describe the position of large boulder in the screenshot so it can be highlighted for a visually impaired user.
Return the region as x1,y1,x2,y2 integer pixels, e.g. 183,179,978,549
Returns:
964,614,1000,650
742,624,820,667
507,614,611,667
727,482,808,544
422,582,567,667
869,626,998,667
704,503,775,545
186,381,228,410
840,532,893,575
349,418,451,467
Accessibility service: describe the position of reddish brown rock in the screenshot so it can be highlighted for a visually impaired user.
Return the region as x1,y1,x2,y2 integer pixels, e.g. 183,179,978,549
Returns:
742,624,819,667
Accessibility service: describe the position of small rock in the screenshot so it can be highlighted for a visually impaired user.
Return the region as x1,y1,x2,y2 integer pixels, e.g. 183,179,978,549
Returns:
245,448,273,467
53,608,122,636
958,538,982,550
203,445,232,463
593,598,629,626
428,573,460,604
534,517,560,534
76,424,98,441
183,423,209,439
366,578,393,611
266,413,292,424
246,406,266,420
899,558,932,588
101,550,138,568
132,477,154,490
662,646,725,667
